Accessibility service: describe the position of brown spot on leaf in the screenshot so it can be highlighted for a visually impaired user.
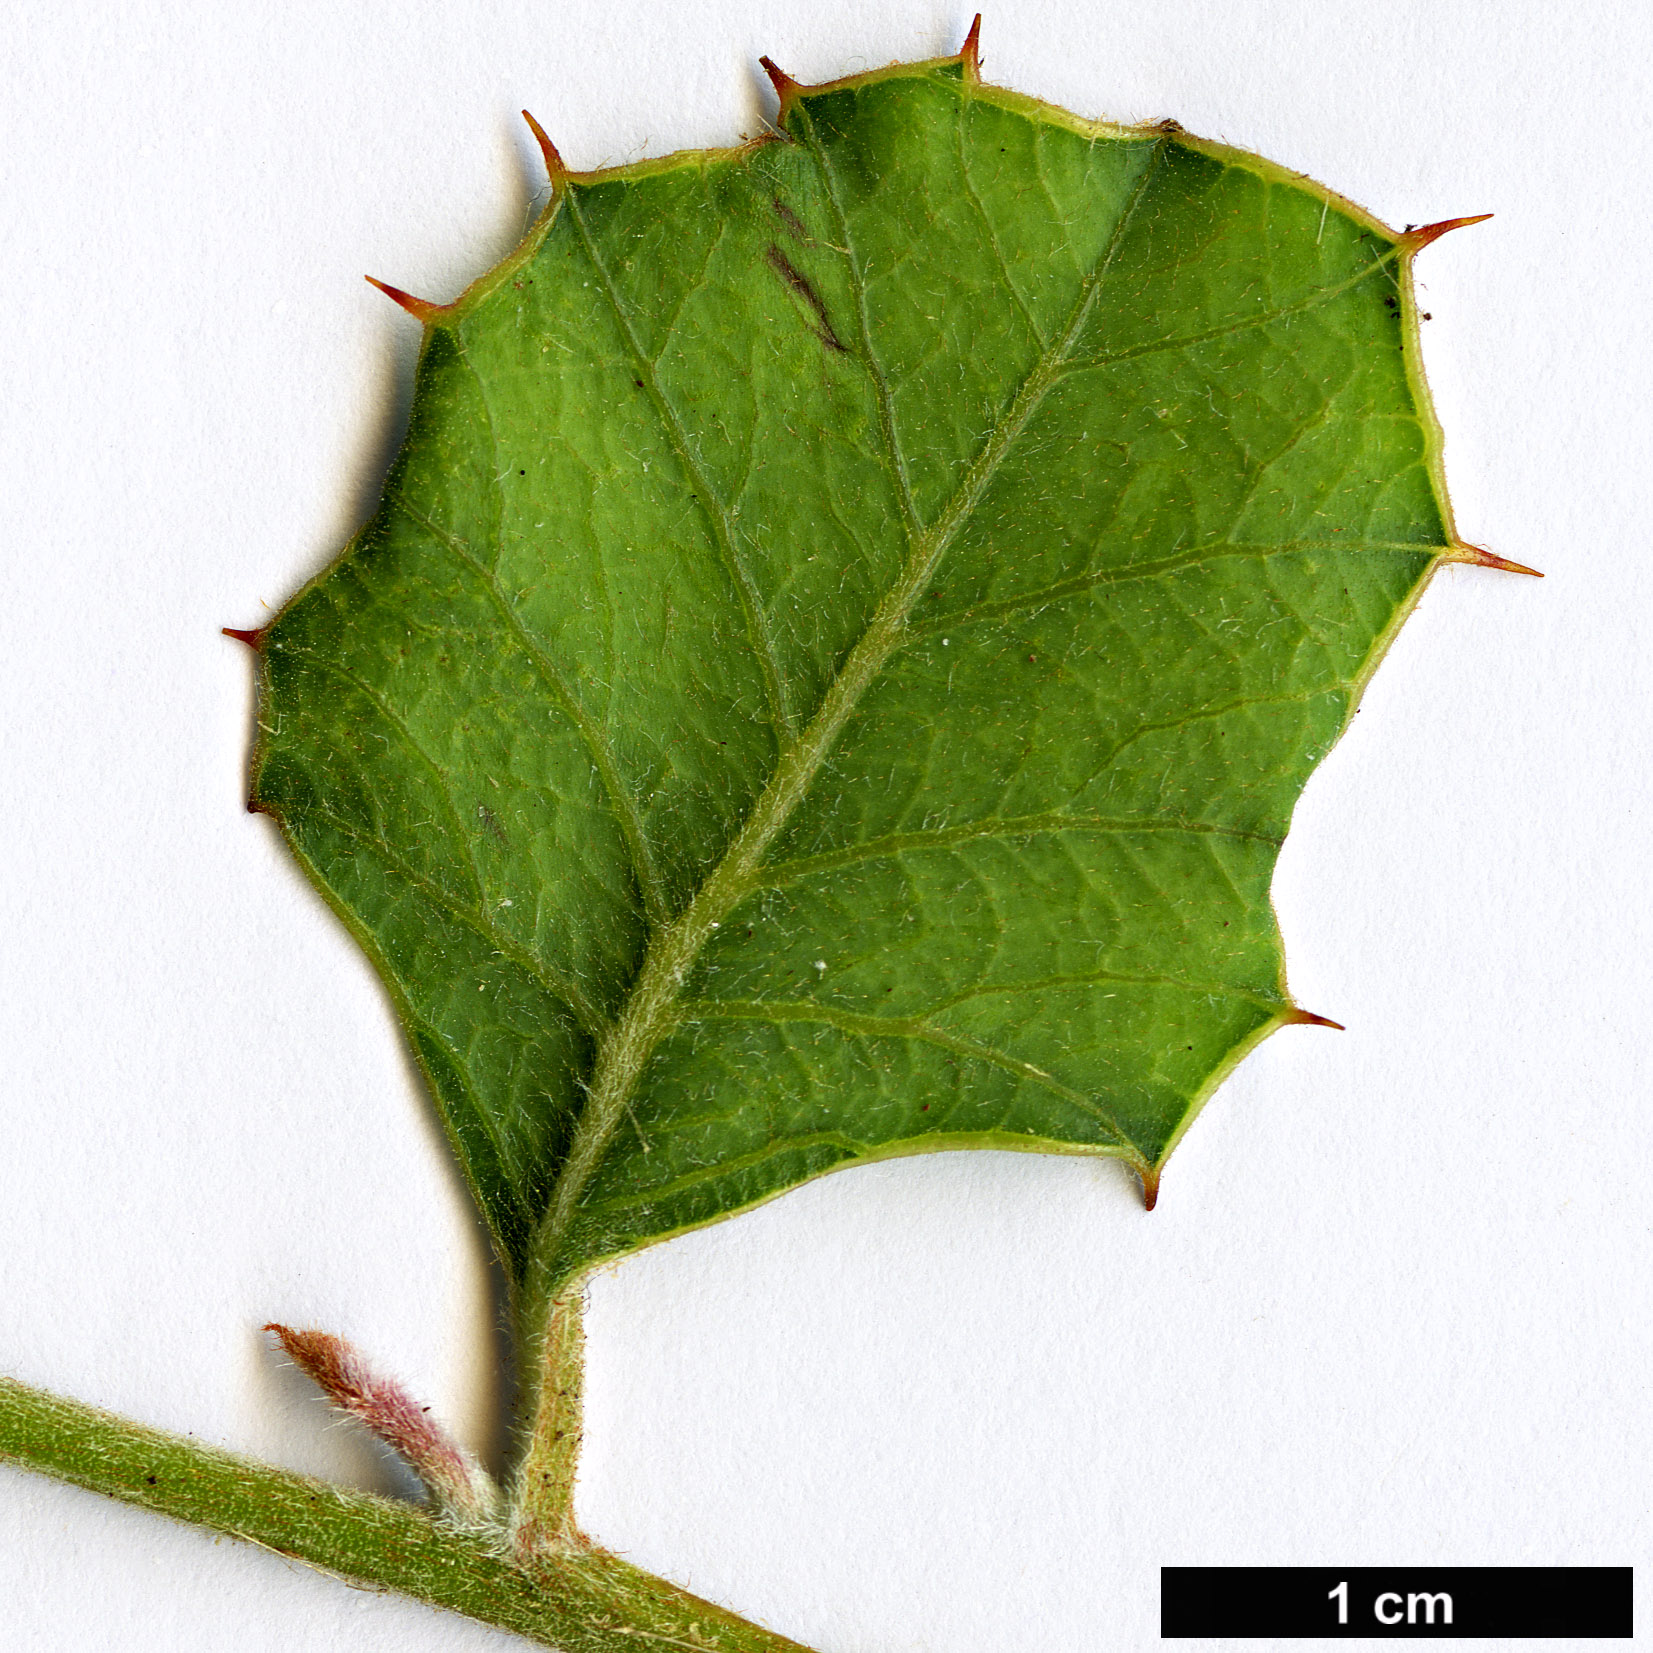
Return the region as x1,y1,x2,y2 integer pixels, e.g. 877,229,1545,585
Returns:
764,244,847,354
772,197,810,245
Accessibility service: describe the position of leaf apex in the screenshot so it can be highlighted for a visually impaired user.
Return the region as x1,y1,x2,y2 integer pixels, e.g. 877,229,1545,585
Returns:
364,275,449,326
521,109,569,187
222,625,264,650
1401,213,1493,252
960,14,983,82
1445,543,1544,578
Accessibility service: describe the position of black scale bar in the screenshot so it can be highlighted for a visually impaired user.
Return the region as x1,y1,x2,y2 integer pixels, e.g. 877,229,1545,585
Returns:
1161,1567,1632,1638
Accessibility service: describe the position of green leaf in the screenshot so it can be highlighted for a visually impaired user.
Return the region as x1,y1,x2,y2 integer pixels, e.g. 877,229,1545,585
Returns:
248,50,1468,1307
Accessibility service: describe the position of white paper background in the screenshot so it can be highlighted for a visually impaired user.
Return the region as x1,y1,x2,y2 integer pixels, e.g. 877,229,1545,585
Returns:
2,1,1648,1647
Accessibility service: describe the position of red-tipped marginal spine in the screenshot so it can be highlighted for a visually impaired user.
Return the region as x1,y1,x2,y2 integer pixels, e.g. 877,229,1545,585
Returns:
1284,1008,1346,1032
1401,212,1493,252
960,14,983,81
759,56,805,124
1139,1164,1161,1211
221,626,263,650
1445,544,1544,577
364,276,450,326
521,109,570,188
1396,214,1535,577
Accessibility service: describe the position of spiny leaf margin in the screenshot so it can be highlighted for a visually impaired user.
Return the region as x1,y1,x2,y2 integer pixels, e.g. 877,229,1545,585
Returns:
242,46,1475,1313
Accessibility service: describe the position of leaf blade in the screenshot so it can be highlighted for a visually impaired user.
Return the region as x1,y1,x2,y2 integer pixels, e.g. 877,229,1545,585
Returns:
252,58,1454,1297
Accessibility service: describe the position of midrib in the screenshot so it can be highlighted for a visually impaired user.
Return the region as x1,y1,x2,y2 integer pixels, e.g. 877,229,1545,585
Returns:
519,127,1173,1318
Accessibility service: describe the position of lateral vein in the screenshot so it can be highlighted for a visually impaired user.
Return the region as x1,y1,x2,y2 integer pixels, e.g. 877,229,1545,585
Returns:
679,999,1131,1142
562,186,798,746
913,539,1442,633
1065,245,1404,372
299,655,490,907
308,804,608,1037
759,810,1282,884
391,492,672,934
799,104,926,543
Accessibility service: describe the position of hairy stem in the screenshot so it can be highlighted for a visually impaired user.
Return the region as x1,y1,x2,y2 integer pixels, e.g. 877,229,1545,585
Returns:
511,1284,587,1558
0,1376,815,1651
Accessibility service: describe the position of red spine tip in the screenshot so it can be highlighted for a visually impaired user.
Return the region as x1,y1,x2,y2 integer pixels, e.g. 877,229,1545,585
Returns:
1447,544,1544,578
364,275,446,325
521,109,568,185
1401,213,1493,251
1139,1163,1161,1211
1287,1008,1345,1031
222,625,263,649
961,14,983,79
759,55,803,117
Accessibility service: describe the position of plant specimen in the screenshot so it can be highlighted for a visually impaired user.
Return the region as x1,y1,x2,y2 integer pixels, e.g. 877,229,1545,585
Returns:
0,22,1527,1650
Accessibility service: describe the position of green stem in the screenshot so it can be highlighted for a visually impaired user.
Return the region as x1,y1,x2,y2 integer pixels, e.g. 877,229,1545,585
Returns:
511,1283,587,1559
0,1376,816,1652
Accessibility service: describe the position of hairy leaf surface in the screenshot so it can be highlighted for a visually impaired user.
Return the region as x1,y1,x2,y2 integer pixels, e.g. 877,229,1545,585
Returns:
250,52,1462,1299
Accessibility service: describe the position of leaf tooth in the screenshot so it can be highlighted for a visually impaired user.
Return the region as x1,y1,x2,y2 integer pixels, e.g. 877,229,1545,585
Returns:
759,55,804,123
520,109,569,188
363,275,451,326
221,625,264,650
1400,212,1493,252
960,13,983,82
1283,1007,1346,1031
1139,1163,1161,1211
1443,543,1544,578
